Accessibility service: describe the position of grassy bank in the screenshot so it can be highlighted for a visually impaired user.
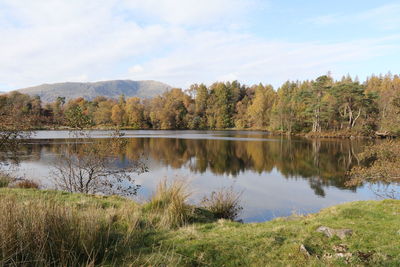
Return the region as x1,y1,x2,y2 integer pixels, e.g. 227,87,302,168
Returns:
0,188,399,266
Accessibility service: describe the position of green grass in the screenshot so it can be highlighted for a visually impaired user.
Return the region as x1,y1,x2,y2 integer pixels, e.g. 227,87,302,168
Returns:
0,188,399,266
0,188,130,208
155,200,400,266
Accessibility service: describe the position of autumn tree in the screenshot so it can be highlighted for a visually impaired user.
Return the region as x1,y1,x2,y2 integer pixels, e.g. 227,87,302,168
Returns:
0,73,399,136
161,89,189,129
93,99,114,125
247,84,276,129
191,84,209,129
65,106,92,129
125,97,145,129
207,82,235,129
51,96,66,124
0,93,33,164
111,105,125,126
272,81,307,133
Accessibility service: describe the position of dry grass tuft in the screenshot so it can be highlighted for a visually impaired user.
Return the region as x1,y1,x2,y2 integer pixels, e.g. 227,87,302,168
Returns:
0,173,12,188
201,187,243,220
145,178,194,228
15,179,40,189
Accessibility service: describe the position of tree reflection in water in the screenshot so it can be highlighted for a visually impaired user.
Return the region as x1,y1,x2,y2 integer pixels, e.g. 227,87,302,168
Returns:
11,135,370,197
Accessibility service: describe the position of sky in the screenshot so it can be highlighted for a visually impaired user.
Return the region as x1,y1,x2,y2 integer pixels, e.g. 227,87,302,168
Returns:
0,0,399,91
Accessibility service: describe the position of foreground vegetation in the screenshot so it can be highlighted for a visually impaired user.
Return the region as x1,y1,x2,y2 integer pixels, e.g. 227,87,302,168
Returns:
0,186,399,266
1,73,400,136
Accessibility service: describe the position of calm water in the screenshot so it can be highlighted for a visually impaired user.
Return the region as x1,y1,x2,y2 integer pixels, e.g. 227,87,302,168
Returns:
5,130,379,222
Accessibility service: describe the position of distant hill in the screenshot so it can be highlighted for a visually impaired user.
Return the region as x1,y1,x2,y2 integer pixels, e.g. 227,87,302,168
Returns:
16,80,172,102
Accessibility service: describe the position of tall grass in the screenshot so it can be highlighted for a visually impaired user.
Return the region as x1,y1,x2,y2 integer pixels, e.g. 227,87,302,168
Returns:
0,173,12,188
145,179,194,228
0,179,244,265
201,187,243,220
0,195,140,266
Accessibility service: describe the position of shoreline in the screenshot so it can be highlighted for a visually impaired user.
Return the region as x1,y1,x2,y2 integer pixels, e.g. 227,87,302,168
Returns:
28,126,397,139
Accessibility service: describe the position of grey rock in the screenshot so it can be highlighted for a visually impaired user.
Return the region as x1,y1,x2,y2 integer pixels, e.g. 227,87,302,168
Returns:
299,244,310,257
316,226,353,240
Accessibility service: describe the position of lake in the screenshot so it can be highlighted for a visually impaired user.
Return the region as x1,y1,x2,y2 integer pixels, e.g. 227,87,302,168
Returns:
3,130,379,222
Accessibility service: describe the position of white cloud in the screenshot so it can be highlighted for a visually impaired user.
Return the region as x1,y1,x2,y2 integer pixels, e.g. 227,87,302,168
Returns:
66,74,89,82
0,0,174,89
309,14,339,25
217,73,238,82
309,3,400,30
122,0,264,26
128,65,143,74
0,0,399,91
357,3,400,30
125,32,400,87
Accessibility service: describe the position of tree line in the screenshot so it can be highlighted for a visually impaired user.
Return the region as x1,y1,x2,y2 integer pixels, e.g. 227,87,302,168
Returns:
1,73,400,135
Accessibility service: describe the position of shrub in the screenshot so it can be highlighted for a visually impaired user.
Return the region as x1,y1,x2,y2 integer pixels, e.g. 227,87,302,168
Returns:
201,187,243,220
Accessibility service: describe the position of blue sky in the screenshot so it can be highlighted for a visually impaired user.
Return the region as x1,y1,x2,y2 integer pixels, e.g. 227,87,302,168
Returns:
0,0,399,91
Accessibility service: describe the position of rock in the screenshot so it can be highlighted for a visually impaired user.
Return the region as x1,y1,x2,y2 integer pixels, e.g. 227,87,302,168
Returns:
323,252,352,262
336,252,353,261
316,226,353,240
336,252,352,257
336,229,353,240
316,226,335,238
299,244,310,257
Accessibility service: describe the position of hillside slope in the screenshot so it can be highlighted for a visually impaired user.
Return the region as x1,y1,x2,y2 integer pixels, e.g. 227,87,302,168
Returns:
16,80,171,102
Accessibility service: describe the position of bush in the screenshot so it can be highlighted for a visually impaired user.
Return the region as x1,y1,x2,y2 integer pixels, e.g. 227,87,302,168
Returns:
201,187,243,220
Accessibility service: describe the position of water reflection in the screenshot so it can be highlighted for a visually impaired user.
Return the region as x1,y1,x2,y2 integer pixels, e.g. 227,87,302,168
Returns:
3,131,376,222
14,134,366,195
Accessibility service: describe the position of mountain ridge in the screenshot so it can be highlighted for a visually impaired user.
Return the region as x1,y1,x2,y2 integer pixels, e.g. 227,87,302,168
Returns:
15,80,172,102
